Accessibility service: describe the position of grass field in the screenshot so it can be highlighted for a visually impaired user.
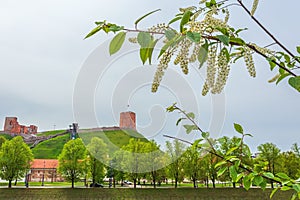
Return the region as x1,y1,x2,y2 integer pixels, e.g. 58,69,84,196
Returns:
0,188,294,200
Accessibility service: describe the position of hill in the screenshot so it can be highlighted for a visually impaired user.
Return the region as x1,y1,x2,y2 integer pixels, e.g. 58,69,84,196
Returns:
32,129,148,159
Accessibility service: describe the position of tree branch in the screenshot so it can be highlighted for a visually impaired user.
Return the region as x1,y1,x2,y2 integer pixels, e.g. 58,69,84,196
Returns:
236,0,300,65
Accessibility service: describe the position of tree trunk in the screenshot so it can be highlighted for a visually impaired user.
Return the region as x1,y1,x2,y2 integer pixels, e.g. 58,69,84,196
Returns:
153,177,156,188
175,177,178,188
134,178,137,189
14,178,18,186
8,180,12,188
192,178,196,188
72,178,74,189
233,182,236,188
212,177,215,188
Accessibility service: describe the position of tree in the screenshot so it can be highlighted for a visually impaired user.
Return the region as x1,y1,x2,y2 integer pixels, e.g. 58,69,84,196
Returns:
120,138,147,188
0,136,33,188
86,137,108,186
144,140,164,188
85,0,300,197
278,151,300,180
58,138,87,188
165,139,186,188
291,143,300,158
0,136,7,148
257,142,281,188
182,145,203,188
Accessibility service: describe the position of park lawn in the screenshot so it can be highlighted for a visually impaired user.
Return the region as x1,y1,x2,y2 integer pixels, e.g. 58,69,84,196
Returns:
0,188,294,200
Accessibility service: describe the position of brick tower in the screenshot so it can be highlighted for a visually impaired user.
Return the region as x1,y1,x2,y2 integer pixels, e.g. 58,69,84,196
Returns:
4,117,19,133
119,111,136,130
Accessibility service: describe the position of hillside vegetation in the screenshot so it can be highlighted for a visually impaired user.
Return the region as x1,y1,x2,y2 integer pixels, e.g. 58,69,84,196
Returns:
32,129,148,159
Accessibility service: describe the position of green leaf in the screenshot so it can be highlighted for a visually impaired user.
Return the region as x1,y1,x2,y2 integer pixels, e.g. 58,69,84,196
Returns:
176,118,185,126
186,112,195,120
198,41,209,68
276,172,291,180
229,166,237,181
297,46,300,54
168,16,182,25
135,9,161,26
158,35,183,58
180,10,192,33
259,179,267,190
292,184,300,193
147,39,158,65
263,172,274,179
139,48,149,65
186,31,201,43
215,161,227,168
276,73,291,85
270,187,279,199
109,25,124,33
217,166,227,177
166,103,177,112
84,26,102,39
201,132,210,139
281,186,292,191
165,29,177,41
109,32,126,55
234,123,243,134
288,76,300,92
268,58,277,71
137,32,151,48
243,174,252,190
226,146,239,156
229,37,245,45
253,175,263,186
183,125,198,134
236,173,244,183
216,35,229,46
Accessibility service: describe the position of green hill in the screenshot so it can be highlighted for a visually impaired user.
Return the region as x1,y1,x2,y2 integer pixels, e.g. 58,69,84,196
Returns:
32,129,148,159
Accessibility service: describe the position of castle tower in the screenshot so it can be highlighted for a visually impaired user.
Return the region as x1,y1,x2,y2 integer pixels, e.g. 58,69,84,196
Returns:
4,117,19,133
119,111,136,130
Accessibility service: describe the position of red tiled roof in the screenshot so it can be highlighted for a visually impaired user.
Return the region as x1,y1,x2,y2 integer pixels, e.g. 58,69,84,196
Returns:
31,159,58,169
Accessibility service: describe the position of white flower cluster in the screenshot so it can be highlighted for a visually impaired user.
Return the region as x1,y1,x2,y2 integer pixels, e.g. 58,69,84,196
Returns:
243,46,256,77
148,23,168,33
173,38,192,74
202,46,230,95
128,37,138,43
211,49,230,94
152,50,174,92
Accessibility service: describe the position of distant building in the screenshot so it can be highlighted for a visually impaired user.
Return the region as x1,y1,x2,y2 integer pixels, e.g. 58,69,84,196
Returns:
28,159,63,182
119,111,136,130
3,117,38,134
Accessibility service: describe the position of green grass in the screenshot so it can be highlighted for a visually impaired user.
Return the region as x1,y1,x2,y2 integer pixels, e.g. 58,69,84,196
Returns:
79,129,149,156
37,130,66,137
32,129,149,159
0,188,294,200
0,133,13,140
32,134,70,159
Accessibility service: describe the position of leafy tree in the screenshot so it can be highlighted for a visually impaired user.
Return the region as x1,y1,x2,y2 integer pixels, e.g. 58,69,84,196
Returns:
165,139,186,188
86,137,108,186
144,140,164,188
278,151,300,180
257,142,281,188
120,138,147,188
291,143,300,158
0,136,7,148
58,138,87,188
182,144,203,188
0,136,33,188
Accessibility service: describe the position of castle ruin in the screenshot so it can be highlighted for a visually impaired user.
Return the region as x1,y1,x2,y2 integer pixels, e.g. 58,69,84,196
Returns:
3,117,38,134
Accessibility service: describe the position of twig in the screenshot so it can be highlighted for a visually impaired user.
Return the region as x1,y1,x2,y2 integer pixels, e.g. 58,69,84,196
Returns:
236,0,300,65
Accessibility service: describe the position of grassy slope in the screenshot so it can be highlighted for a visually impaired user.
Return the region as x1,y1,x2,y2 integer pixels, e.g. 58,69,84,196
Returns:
0,133,13,140
32,129,148,159
0,188,293,200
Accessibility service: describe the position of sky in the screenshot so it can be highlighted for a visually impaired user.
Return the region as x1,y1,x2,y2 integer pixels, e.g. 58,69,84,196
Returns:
0,0,299,152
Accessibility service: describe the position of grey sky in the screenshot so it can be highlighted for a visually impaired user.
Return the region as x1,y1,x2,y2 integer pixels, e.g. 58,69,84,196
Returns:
1,0,299,152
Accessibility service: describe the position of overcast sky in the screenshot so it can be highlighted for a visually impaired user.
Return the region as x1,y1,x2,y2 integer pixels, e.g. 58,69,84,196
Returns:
1,0,299,152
